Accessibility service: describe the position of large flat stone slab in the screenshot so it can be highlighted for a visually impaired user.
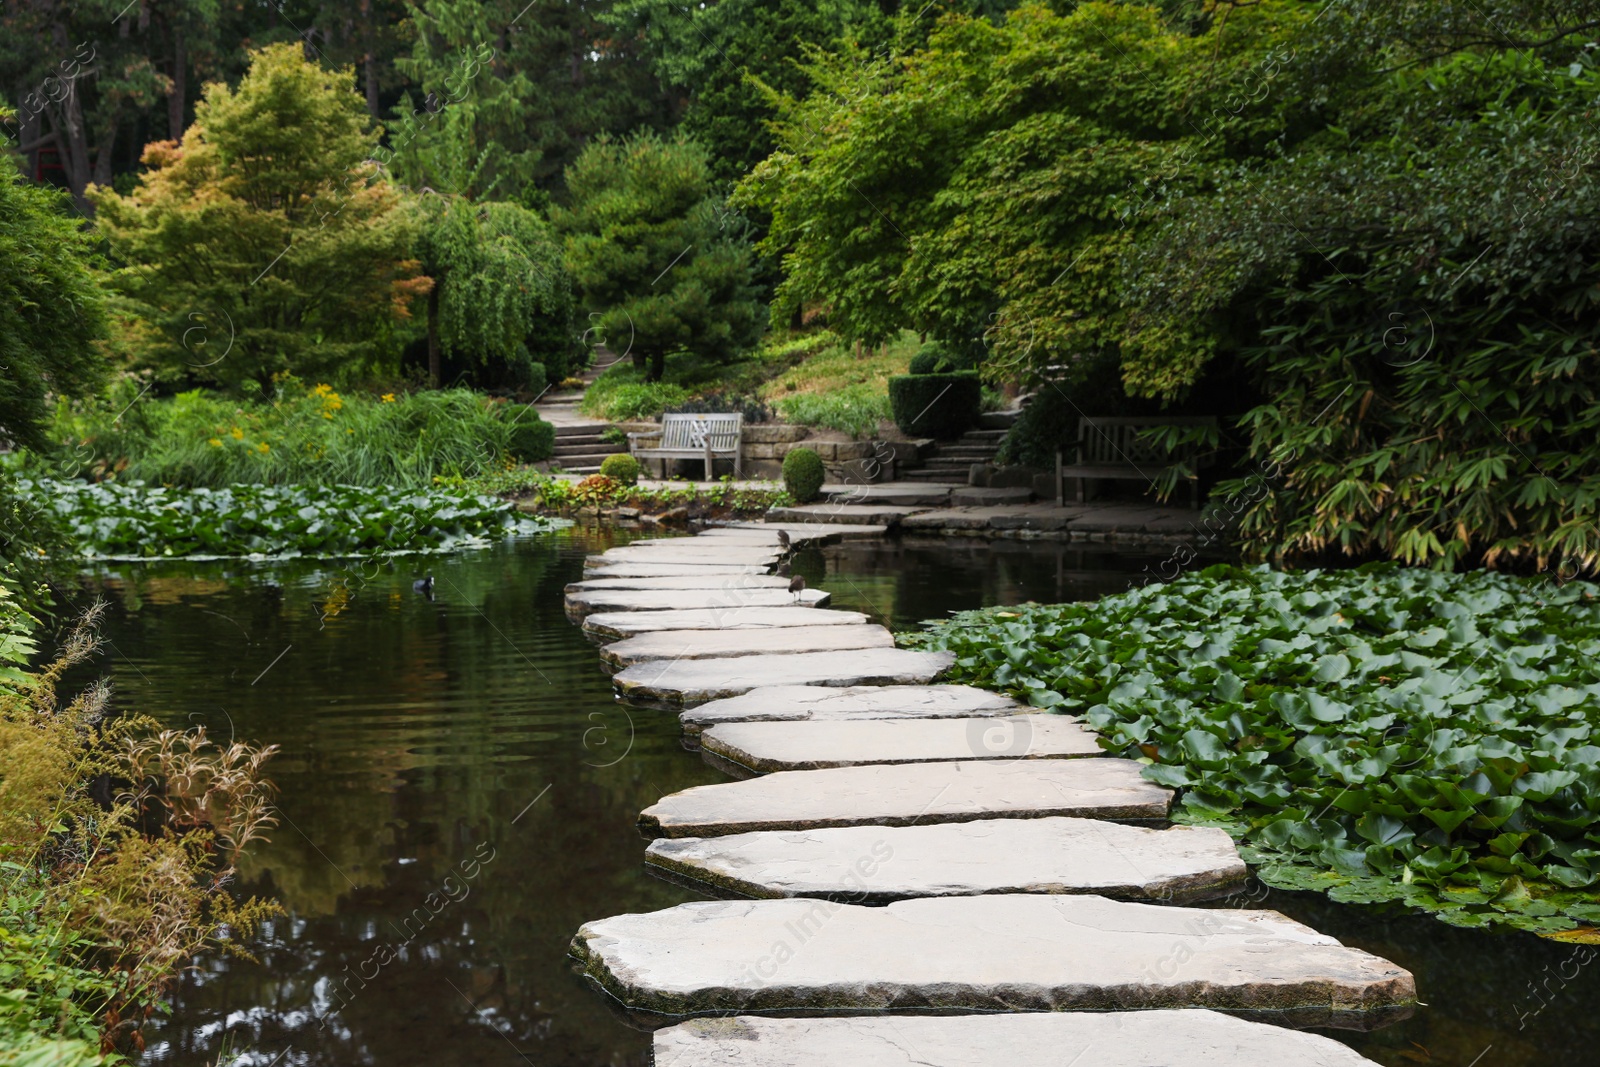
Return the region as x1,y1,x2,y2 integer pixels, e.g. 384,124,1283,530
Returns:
614,648,953,708
585,608,872,641
570,894,1416,1028
584,562,770,579
679,684,1028,742
601,625,894,670
566,587,828,619
699,714,1101,774
638,758,1170,837
588,547,781,569
568,575,792,593
652,1011,1386,1065
696,527,838,545
645,818,1246,903
766,504,928,527
820,484,952,507
721,521,889,540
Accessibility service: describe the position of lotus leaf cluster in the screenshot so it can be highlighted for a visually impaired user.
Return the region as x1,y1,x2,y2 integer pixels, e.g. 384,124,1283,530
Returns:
23,479,554,559
906,564,1600,933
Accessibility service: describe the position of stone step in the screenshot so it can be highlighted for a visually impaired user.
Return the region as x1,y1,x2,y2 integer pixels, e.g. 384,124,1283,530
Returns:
601,624,894,671
978,408,1021,429
567,575,793,594
638,757,1168,837
565,586,829,620
644,817,1247,903
765,504,930,526
615,648,954,709
552,430,609,445
587,546,781,569
697,713,1101,774
553,451,628,466
680,684,1028,743
961,427,1010,442
818,484,952,507
569,894,1416,1028
899,469,971,482
936,446,1000,459
720,520,891,540
652,1011,1387,1065
585,607,873,642
584,562,772,580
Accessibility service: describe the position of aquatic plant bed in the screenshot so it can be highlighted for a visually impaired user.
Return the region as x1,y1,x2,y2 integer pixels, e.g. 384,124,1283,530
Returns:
905,563,1600,933
22,478,555,558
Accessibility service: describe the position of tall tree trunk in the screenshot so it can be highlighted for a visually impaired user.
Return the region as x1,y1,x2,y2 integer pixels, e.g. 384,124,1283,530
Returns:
92,114,118,188
427,282,442,387
360,0,380,117
55,83,92,207
168,29,186,140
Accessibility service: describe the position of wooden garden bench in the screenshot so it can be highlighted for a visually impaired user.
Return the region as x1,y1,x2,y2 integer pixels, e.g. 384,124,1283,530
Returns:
1057,415,1217,508
628,413,744,482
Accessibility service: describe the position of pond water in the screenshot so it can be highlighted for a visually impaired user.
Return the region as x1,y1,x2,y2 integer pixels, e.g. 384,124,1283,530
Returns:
72,528,1598,1067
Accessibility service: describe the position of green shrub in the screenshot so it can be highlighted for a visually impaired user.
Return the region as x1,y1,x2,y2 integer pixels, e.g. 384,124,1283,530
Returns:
907,340,969,375
773,386,891,438
600,453,643,485
907,563,1600,934
45,378,553,488
782,447,826,503
506,409,556,462
888,371,981,439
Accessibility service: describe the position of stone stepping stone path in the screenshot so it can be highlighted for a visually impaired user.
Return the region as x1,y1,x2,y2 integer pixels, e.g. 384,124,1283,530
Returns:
584,562,771,579
557,523,1420,1040
651,1011,1387,1066
614,648,954,708
644,818,1247,903
569,894,1416,1028
698,713,1101,774
638,758,1171,837
568,575,794,592
720,520,888,540
566,586,830,619
679,684,1028,745
600,625,895,671
585,607,872,641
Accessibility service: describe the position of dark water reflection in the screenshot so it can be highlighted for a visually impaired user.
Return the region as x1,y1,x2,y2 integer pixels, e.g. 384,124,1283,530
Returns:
76,529,1596,1067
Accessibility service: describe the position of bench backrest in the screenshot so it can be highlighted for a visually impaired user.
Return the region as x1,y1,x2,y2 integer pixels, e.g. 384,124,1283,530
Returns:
1078,416,1216,465
660,413,743,451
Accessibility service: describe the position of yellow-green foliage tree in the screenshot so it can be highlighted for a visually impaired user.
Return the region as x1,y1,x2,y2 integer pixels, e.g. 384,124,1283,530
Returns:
89,42,428,392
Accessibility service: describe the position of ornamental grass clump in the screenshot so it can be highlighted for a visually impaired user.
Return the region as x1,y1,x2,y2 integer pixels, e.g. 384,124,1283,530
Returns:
906,563,1600,933
0,594,280,1058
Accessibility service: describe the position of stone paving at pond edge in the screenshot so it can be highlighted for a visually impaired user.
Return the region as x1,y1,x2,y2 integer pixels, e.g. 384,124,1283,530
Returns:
583,607,872,641
612,648,954,707
643,818,1248,903
568,894,1416,1028
678,684,1029,743
599,625,895,671
554,523,1419,1050
651,1011,1386,1066
696,713,1102,774
637,758,1172,837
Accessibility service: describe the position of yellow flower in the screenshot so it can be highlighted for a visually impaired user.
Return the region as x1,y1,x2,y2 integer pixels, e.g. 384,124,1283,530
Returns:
323,411,334,419
347,427,355,434
230,427,244,439
257,442,270,453
208,438,222,447
381,393,396,403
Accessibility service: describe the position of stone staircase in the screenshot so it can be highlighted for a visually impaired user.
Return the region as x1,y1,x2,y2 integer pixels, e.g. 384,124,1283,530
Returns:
538,350,629,475
900,425,1009,483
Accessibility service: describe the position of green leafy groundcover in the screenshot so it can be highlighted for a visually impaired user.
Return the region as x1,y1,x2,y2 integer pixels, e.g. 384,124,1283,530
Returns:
904,564,1600,934
21,479,557,559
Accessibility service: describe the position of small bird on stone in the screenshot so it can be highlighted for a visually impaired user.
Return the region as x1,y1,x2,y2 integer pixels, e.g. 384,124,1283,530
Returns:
776,529,791,550
789,575,806,603
413,575,435,599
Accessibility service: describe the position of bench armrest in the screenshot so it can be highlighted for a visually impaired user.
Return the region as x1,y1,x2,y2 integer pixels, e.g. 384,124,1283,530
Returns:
626,431,663,445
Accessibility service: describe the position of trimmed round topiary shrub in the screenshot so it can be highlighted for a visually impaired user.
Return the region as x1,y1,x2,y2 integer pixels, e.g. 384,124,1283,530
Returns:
888,370,982,439
782,447,826,503
600,452,642,485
